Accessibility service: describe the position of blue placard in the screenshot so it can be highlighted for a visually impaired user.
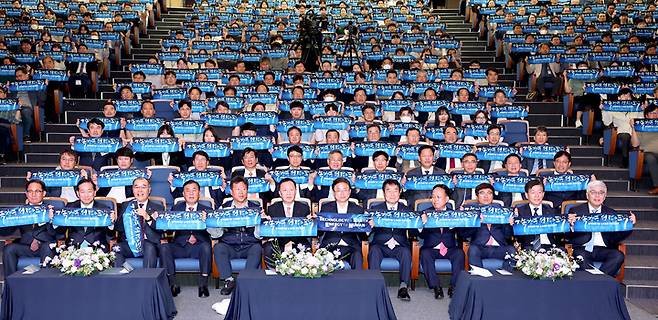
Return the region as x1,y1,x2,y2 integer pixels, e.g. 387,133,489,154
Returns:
271,144,315,160
490,105,528,119
205,208,261,228
527,54,557,64
314,169,354,187
130,64,164,76
414,100,449,113
397,144,421,161
437,143,472,159
0,99,18,112
203,113,242,127
171,120,205,134
493,175,532,193
370,210,422,229
230,136,273,150
0,206,49,228
114,100,141,113
152,88,187,100
79,117,122,131
601,100,642,113
119,82,152,94
313,116,352,130
453,174,491,189
259,218,317,237
381,99,413,112
125,118,165,132
242,177,271,193
441,80,475,92
513,215,570,235
276,119,314,133
310,77,344,90
184,142,230,158
521,144,564,160
464,123,492,138
634,119,658,132
269,168,312,184
478,86,514,99
97,169,147,188
355,172,403,190
353,141,397,157
239,111,278,126
8,80,47,92
479,206,514,224
52,208,111,227
475,145,519,161
423,209,481,228
131,138,179,153
404,174,454,190
603,66,635,78
31,170,81,187
65,53,95,63
315,143,352,159
572,213,633,232
390,122,422,136
155,211,206,230
544,174,590,192
73,137,121,153
317,213,371,232
32,69,68,81
172,171,222,188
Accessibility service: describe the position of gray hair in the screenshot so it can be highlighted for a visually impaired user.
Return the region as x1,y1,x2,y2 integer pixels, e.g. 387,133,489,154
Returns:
587,180,607,193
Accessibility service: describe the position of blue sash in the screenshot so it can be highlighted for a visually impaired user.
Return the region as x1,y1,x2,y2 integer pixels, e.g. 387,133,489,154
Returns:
513,215,569,235
436,143,472,159
271,144,315,160
31,170,81,187
404,174,454,190
479,206,514,224
276,119,314,133
52,208,111,227
492,175,532,193
315,143,352,159
450,102,486,115
475,145,519,161
203,113,242,127
131,138,179,153
601,100,642,113
313,116,352,130
634,119,658,132
353,141,397,157
259,217,317,237
8,80,47,92
230,136,273,150
205,208,261,228
397,144,421,161
414,100,449,113
453,174,491,189
355,172,402,190
0,99,18,112
125,118,165,132
314,169,354,186
33,69,68,81
97,169,147,188
269,168,312,184
572,213,633,232
115,100,141,113
171,120,205,134
317,213,371,232
370,210,423,229
184,142,230,158
172,171,222,188
73,137,121,153
544,174,590,192
240,111,278,126
521,144,564,160
0,206,49,227
122,203,142,257
155,211,206,230
423,209,481,228
490,106,528,119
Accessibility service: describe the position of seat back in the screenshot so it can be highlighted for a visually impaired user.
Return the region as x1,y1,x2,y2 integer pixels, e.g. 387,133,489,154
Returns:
602,127,618,156
560,200,588,215
499,120,529,145
43,197,67,210
147,165,180,209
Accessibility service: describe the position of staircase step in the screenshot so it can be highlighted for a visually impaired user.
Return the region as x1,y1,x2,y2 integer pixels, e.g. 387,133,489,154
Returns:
0,176,27,189
24,153,61,164
46,133,81,143
625,280,658,299
571,156,603,167
604,192,658,208
573,167,627,181
0,189,28,204
627,298,658,316
625,240,658,256
24,143,70,154
629,221,658,242
0,164,55,176
624,256,658,282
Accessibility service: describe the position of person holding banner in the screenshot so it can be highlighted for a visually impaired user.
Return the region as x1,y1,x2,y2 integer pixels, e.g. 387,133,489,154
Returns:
319,177,366,270
231,122,274,168
309,150,351,202
114,177,164,269
419,184,465,299
231,148,275,203
2,180,57,277
357,151,398,203
160,180,212,298
134,124,186,168
12,66,46,142
476,125,508,174
27,149,86,203
494,154,527,207
396,127,422,173
170,151,225,207
68,118,114,172
543,151,590,209
435,126,463,173
272,145,312,199
214,176,264,295
263,178,313,268
368,179,414,301
521,126,553,175
514,180,565,250
94,147,137,204
63,179,116,251
630,104,658,194
602,88,639,168
453,153,482,207
405,145,447,210
567,181,636,276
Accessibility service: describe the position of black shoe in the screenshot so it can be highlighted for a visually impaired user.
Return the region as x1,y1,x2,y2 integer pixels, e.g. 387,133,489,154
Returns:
220,279,235,295
170,285,180,297
448,286,454,298
433,287,444,299
397,287,410,301
23,136,30,143
198,285,209,298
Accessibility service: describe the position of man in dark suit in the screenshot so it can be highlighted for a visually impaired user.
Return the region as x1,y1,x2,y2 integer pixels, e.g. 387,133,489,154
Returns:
543,151,588,209
369,179,414,301
396,128,422,173
170,151,225,207
272,145,312,199
494,154,528,207
319,177,365,269
263,178,313,267
214,176,263,295
419,184,465,299
230,123,273,168
356,151,397,203
160,180,213,298
405,145,447,210
462,183,515,271
230,148,273,203
515,180,564,250
3,180,57,276
69,118,112,172
65,43,99,98
476,125,508,174
567,180,636,276
28,149,85,203
309,150,352,202
95,147,136,204
521,126,554,175
114,177,164,269
351,124,397,172
434,125,463,172
63,179,116,251
453,153,482,207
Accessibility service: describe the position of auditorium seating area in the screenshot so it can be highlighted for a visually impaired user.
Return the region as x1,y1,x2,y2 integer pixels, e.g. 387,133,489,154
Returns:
0,0,657,315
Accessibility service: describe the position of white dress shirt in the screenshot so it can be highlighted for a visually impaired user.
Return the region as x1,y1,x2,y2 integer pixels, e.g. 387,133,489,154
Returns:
529,204,550,245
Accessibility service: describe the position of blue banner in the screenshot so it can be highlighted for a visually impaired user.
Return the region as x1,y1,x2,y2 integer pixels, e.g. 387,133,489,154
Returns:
276,119,314,133
544,174,590,192
370,210,423,229
441,80,475,92
33,69,68,81
52,208,112,227
184,142,230,158
425,127,463,141
521,144,564,160
464,123,493,138
492,175,532,193
130,64,164,76
565,69,600,81
259,217,317,237
97,169,147,188
313,116,352,130
527,54,557,64
404,174,454,190
353,141,397,157
601,100,643,113
475,145,519,161
240,111,278,126
115,100,141,113
205,208,261,228
131,138,179,153
0,206,49,228
513,215,570,235
310,77,344,90
79,117,121,131
269,168,312,184
454,174,492,189
230,136,273,150
171,120,205,134
120,82,152,95
437,143,472,159
414,100,449,113
572,213,633,232
73,137,121,153
125,118,165,132
314,169,355,187
634,119,658,132
203,113,241,127
349,123,389,138
603,66,635,78
355,172,402,190
152,88,186,100
155,211,206,230
479,206,514,224
397,144,421,161
490,106,528,119
122,204,142,257
31,170,81,187
315,143,352,159
450,102,486,115
65,53,95,63
271,144,315,160
390,122,422,137
8,80,47,92
585,83,620,95
244,177,271,193
172,171,222,188
317,213,371,232
423,209,481,228
478,86,514,99
381,99,413,112
0,99,18,112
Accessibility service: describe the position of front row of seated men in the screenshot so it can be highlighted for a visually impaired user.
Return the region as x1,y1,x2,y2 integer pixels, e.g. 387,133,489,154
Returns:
3,177,634,300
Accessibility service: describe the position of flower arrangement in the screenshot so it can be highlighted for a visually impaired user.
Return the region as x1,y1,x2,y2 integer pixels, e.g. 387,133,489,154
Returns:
274,244,344,278
44,243,115,276
507,248,581,280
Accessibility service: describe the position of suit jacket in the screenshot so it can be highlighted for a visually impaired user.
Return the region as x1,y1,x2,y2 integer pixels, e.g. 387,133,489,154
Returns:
142,150,185,168
65,201,112,246
14,205,57,245
567,203,632,247
319,201,365,248
65,60,99,75
171,169,225,207
220,199,261,246
493,172,528,207
116,199,164,245
404,167,447,210
371,202,413,248
521,157,554,175
78,152,112,172
171,202,212,246
266,200,311,245
462,202,514,246
435,157,460,173
515,203,564,248
544,172,587,208
418,224,462,250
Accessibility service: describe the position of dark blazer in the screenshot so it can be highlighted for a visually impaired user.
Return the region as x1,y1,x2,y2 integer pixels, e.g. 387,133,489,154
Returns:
544,172,586,208
170,202,212,246
515,203,564,248
462,202,514,246
77,152,111,172
493,171,528,207
65,61,99,75
65,201,112,246
370,202,413,248
116,199,164,245
220,199,261,246
230,168,266,179
567,203,632,248
418,225,462,250
266,200,311,245
435,157,459,173
404,167,447,210
319,201,365,248
522,157,554,175
13,205,57,245
136,150,185,168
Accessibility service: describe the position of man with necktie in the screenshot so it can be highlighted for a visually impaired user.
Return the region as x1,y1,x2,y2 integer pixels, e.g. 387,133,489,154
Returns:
63,178,116,251
405,145,447,210
396,127,423,173
567,181,636,276
521,126,554,175
169,151,225,208
543,151,589,209
356,151,397,203
69,118,112,172
434,125,463,172
95,147,137,204
453,153,482,207
514,180,564,251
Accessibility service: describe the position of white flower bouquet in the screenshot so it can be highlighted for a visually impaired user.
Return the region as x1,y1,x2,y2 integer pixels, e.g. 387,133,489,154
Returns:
44,242,115,276
274,244,344,278
507,248,581,280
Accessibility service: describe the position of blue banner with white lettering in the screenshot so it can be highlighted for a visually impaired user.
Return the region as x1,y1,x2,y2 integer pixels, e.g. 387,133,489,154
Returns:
65,53,95,63
585,83,620,95
131,138,179,153
492,175,532,193
404,174,454,190
97,169,146,188
313,116,352,130
565,69,600,81
603,66,635,78
423,209,481,228
79,117,121,131
355,172,402,190
152,88,187,100
73,137,121,153
390,122,422,137
527,54,556,64
441,80,475,92
317,212,371,232
8,80,46,92
52,208,111,227
205,208,261,228
454,174,491,189
381,99,413,112
475,145,519,161
155,211,206,230
125,118,165,132
464,124,492,138
33,69,68,81
479,206,514,224
521,144,564,160
269,168,312,184
634,119,658,132
450,102,486,115
310,77,344,90
353,141,397,157
171,120,205,134
490,106,528,119
130,64,164,76
276,119,315,133
122,204,142,257
544,174,590,192
370,210,423,229
414,100,450,113
315,143,352,159
572,213,633,232
230,136,273,150
437,143,472,159
259,218,317,237
397,144,420,161
240,111,278,126
31,170,81,187
115,100,141,113
0,206,49,227
271,143,315,160
314,169,354,187
203,113,242,127
172,171,222,188
245,177,271,193
513,215,570,235
601,100,642,113
0,99,18,112
184,142,230,158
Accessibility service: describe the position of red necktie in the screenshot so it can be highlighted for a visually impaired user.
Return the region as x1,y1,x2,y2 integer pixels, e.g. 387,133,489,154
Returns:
187,206,197,245
449,158,456,169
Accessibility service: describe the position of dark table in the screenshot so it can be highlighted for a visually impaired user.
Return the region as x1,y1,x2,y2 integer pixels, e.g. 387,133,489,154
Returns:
2,268,176,320
225,269,397,320
449,271,630,320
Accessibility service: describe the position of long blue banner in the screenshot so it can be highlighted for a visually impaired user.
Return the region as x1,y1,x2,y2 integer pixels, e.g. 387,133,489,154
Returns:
544,174,590,192
269,168,312,184
453,174,491,189
404,174,454,190
259,217,317,237
521,144,564,160
513,215,570,235
172,171,222,188
31,170,81,187
155,211,206,230
131,138,179,153
314,169,355,187
492,175,532,193
97,169,147,188
572,213,634,232
184,142,230,158
423,209,481,228
355,172,403,190
0,206,49,227
73,137,121,153
370,210,423,229
52,208,111,227
230,136,273,150
317,212,371,232
479,206,514,224
205,208,261,228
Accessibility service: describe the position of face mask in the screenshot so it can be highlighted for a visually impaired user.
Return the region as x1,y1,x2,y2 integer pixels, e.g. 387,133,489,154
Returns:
382,64,392,69
91,35,99,40
539,29,548,34
400,115,412,123
324,96,335,102
612,27,620,32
